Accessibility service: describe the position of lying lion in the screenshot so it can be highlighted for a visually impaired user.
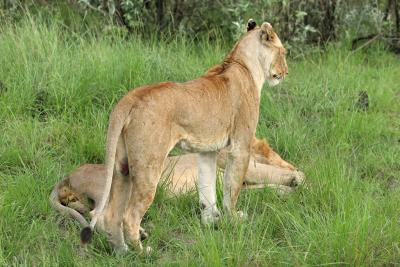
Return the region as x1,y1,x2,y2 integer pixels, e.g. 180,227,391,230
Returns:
50,138,304,238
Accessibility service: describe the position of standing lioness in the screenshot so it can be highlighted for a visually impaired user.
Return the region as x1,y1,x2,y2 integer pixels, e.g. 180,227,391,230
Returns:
82,20,288,252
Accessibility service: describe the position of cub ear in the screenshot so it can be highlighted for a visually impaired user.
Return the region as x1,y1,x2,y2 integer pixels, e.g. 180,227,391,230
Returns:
260,22,274,41
247,19,257,32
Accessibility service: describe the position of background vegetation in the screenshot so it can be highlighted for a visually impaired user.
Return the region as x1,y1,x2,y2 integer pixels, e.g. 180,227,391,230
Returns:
0,1,399,266
1,0,400,50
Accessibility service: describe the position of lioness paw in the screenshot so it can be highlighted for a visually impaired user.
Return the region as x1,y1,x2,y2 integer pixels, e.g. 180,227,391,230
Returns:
114,243,129,254
201,208,221,225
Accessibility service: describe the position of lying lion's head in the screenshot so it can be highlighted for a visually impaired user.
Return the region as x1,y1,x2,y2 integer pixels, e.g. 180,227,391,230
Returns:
247,19,288,87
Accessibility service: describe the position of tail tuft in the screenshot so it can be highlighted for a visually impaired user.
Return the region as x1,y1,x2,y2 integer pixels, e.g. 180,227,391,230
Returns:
80,226,93,244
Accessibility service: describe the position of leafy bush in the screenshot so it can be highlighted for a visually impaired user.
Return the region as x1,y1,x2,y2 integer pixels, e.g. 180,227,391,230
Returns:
1,0,399,51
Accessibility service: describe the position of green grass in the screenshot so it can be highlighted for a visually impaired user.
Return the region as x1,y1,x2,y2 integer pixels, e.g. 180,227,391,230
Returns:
0,16,399,266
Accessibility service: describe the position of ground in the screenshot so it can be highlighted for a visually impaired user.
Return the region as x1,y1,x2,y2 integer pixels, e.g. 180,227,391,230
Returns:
0,19,399,266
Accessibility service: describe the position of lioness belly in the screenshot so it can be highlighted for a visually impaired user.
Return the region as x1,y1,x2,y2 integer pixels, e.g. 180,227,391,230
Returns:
178,136,229,153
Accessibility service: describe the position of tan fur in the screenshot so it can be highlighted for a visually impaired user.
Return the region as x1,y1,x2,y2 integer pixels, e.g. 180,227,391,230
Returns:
50,164,150,240
50,165,106,227
163,140,303,194
51,146,304,228
86,22,289,252
250,138,295,170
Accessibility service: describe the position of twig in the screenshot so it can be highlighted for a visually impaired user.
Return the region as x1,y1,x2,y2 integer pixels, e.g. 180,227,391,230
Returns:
351,33,381,50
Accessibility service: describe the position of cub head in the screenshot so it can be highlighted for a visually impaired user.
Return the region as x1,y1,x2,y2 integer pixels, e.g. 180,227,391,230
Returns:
247,20,288,87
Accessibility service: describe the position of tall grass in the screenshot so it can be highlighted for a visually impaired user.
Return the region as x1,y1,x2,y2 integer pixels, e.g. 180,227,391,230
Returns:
0,15,399,266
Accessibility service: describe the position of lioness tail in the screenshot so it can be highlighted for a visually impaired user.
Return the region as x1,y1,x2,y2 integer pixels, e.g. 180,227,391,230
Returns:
80,101,132,243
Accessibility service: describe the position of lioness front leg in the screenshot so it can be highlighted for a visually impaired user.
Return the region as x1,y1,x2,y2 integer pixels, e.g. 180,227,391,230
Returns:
223,149,250,218
197,151,221,225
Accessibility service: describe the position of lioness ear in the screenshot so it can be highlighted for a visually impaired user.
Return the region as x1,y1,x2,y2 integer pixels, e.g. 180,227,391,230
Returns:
260,22,274,41
247,19,257,31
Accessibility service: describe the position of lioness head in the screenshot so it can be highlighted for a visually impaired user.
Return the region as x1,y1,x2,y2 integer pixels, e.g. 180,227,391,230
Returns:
247,20,288,87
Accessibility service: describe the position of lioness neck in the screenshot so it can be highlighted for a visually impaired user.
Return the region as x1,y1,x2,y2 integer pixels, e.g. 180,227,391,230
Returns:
226,30,267,97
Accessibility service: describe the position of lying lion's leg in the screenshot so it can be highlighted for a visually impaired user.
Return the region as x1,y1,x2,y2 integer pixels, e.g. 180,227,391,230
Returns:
245,161,304,186
222,149,250,217
139,227,149,241
102,137,132,252
251,138,295,170
197,151,221,225
124,163,163,252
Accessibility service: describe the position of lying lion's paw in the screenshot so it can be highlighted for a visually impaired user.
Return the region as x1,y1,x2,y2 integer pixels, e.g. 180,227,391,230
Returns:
139,227,149,241
145,246,153,256
235,210,247,221
201,208,221,225
290,171,305,187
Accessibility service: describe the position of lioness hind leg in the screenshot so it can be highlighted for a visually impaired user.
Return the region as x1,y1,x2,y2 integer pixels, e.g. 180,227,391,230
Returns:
102,137,132,252
103,172,132,251
123,218,149,241
123,164,163,252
